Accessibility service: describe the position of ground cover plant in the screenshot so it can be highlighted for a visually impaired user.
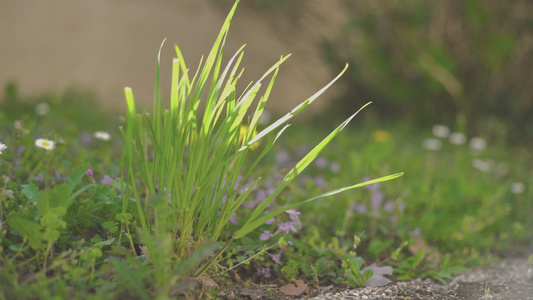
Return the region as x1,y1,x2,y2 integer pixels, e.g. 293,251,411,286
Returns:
1,1,532,299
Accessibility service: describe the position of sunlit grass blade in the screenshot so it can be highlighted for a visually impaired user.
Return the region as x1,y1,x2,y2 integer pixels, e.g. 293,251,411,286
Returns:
243,102,371,226
233,172,404,239
248,63,349,146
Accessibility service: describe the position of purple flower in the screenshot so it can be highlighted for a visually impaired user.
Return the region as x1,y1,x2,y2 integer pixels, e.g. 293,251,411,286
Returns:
314,175,326,187
285,210,301,225
229,213,239,225
384,200,395,212
350,203,367,214
371,192,384,211
363,177,380,192
34,173,44,182
260,230,274,241
276,221,299,234
257,267,271,278
409,228,422,238
285,209,300,218
398,201,406,212
100,175,113,185
265,218,275,225
269,253,282,265
86,169,93,176
329,161,341,174
315,156,328,169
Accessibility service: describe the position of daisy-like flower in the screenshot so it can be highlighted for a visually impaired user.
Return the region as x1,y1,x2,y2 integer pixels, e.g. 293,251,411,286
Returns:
449,132,467,145
423,138,442,151
35,102,50,116
469,137,487,152
511,182,525,194
472,158,491,172
0,143,7,155
35,138,55,150
94,131,111,141
432,125,450,138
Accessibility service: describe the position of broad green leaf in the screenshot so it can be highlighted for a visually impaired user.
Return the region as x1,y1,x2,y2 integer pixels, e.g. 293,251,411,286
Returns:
21,183,40,203
7,217,44,250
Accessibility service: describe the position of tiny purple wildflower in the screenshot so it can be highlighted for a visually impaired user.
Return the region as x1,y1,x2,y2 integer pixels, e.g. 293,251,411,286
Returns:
409,228,422,238
257,267,271,278
350,203,367,214
276,221,298,233
229,213,239,225
384,200,395,212
371,192,384,211
260,230,274,241
329,161,341,174
265,218,275,225
100,175,113,185
86,169,93,176
269,253,282,265
314,175,326,187
34,173,44,182
315,156,328,169
398,201,405,212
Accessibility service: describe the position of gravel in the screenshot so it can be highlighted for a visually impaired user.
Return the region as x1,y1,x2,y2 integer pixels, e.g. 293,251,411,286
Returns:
309,259,533,300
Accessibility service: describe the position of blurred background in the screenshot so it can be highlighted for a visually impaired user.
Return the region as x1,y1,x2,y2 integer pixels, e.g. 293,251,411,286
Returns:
1,0,532,143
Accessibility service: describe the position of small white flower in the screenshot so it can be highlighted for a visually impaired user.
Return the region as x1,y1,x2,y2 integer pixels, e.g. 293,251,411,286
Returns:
423,138,442,151
35,103,50,116
432,125,450,138
14,120,23,129
472,158,491,172
0,143,7,155
511,182,525,194
35,138,55,150
94,131,111,141
449,132,467,145
469,137,487,151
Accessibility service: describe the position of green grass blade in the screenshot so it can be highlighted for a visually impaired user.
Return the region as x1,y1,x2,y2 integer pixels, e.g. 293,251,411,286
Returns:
234,172,404,239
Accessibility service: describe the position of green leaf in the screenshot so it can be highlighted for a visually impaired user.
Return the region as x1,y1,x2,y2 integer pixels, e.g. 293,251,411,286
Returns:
21,183,40,203
37,189,51,216
42,228,60,241
65,163,91,190
7,217,44,250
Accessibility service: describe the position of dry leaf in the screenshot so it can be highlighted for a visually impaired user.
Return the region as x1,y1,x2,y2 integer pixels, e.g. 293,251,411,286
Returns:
279,279,308,296
241,288,264,300
198,274,219,290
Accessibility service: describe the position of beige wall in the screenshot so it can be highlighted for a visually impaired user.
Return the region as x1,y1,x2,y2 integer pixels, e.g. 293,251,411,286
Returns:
0,0,348,118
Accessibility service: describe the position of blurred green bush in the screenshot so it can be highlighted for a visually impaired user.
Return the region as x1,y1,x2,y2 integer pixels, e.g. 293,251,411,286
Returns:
320,0,533,143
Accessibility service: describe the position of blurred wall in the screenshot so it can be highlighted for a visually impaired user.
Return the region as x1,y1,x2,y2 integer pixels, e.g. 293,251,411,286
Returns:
0,0,349,118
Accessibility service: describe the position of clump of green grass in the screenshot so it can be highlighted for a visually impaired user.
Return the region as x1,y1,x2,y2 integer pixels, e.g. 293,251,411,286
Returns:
119,0,400,290
1,1,531,299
